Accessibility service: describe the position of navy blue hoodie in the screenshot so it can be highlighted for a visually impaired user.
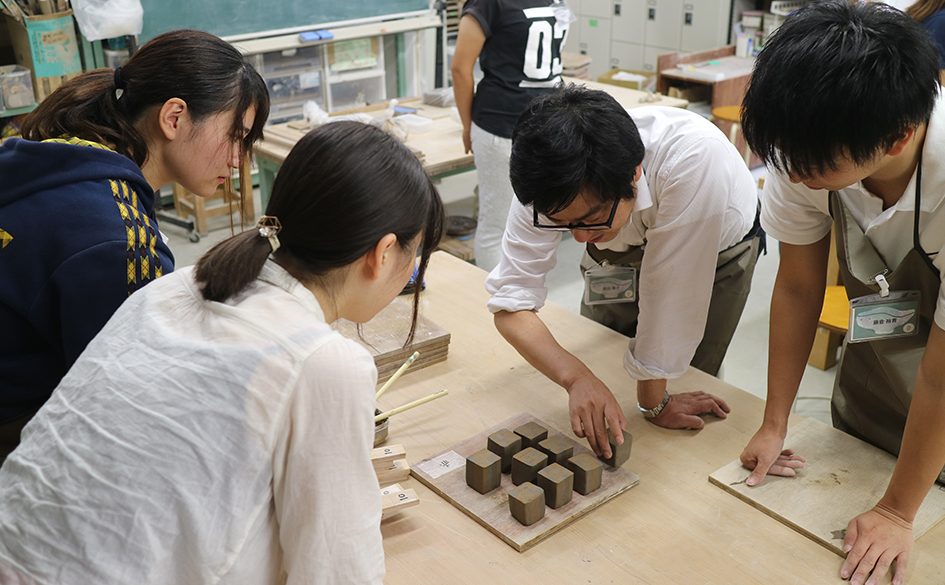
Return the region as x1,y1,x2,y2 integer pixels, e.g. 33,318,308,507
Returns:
0,137,174,423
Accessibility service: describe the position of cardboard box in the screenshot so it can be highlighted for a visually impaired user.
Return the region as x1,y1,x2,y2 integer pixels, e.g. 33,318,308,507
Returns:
3,10,82,101
597,68,655,92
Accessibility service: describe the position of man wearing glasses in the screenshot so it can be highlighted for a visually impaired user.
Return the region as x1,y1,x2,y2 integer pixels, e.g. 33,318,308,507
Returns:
485,85,763,458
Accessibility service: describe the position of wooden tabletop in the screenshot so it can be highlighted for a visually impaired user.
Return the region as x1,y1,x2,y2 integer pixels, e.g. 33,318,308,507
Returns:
377,252,945,585
253,78,687,177
661,56,756,85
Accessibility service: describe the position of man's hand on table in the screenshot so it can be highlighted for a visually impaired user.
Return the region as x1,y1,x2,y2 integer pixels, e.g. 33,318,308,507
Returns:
650,391,732,430
739,426,806,486
841,504,912,585
566,374,627,459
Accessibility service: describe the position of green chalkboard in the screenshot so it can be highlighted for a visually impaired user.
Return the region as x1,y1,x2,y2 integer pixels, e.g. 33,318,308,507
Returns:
139,0,431,42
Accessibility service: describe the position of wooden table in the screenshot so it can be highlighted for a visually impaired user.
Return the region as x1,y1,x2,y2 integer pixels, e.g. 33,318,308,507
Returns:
377,252,945,585
656,47,757,166
252,78,687,210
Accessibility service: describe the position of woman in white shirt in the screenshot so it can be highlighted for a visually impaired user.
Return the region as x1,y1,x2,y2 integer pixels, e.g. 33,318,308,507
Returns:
0,121,444,585
486,85,761,458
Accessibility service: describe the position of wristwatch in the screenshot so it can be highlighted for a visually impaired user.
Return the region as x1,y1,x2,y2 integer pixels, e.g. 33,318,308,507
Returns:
638,390,671,419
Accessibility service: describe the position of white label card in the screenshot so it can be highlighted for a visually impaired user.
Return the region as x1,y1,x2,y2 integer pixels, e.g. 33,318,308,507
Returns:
416,450,466,479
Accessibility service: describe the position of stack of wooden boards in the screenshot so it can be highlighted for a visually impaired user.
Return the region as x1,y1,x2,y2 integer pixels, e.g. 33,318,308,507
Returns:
334,297,451,384
563,52,592,80
373,443,419,519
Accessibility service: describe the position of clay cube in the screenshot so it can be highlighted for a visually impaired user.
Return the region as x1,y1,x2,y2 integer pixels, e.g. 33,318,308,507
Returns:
465,449,501,494
487,428,523,473
538,435,574,465
511,447,548,486
600,429,632,468
513,421,548,449
508,482,546,526
564,453,603,495
537,463,574,509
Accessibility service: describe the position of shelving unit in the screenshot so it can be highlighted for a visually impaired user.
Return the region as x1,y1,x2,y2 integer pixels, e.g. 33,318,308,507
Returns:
0,103,36,118
570,0,736,78
237,13,440,124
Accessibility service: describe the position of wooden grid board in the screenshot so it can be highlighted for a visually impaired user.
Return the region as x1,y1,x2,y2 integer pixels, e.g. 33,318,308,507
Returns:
709,417,945,555
411,413,639,552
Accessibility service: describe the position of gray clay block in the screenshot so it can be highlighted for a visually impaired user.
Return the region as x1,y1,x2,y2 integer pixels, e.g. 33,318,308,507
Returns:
487,429,523,473
509,481,546,526
538,435,574,465
466,449,501,494
511,447,548,486
537,463,574,509
600,429,632,468
564,452,603,495
513,421,549,449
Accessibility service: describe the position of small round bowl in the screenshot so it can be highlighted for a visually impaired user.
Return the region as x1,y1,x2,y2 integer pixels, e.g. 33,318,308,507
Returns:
374,408,389,447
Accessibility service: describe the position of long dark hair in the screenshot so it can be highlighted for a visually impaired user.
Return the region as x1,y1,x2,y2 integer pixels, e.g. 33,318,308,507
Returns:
195,121,444,343
22,29,269,167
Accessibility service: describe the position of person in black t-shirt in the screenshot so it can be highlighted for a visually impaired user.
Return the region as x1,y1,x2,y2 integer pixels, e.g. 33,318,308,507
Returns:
451,0,571,271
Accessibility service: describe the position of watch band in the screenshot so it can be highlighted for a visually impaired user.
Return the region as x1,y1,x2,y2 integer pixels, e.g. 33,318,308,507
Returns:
638,390,671,419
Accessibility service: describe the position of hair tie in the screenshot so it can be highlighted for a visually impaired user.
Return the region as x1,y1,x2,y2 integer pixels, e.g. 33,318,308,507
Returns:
113,67,126,100
257,215,282,253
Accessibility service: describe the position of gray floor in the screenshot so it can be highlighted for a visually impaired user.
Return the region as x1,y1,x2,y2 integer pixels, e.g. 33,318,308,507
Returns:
161,168,836,424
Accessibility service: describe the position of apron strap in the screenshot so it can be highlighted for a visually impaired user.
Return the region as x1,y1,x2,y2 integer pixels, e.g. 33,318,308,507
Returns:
829,191,890,286
913,157,939,275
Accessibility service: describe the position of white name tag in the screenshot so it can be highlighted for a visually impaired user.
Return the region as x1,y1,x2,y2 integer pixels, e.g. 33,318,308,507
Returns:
848,290,921,343
584,265,637,306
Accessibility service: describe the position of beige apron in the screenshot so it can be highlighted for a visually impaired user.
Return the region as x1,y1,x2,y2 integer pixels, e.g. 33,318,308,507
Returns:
829,165,941,471
579,209,764,377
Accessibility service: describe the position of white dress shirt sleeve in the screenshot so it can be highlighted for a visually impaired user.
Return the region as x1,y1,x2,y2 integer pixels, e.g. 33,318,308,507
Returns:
624,136,748,380
272,336,384,585
937,283,945,331
760,172,833,246
485,198,563,313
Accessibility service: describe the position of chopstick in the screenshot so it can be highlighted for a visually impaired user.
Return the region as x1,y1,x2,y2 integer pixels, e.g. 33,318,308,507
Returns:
375,389,448,423
375,351,419,400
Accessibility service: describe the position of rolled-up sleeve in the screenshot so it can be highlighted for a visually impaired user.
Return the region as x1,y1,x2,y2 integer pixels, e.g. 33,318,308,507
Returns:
485,199,562,313
624,136,753,380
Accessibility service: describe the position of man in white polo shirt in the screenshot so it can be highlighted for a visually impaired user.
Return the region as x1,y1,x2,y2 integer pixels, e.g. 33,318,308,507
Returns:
737,2,945,584
485,85,762,458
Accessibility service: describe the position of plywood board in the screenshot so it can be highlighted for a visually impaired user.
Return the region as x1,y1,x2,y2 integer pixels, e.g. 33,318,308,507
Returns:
709,417,945,555
333,297,450,384
412,413,640,552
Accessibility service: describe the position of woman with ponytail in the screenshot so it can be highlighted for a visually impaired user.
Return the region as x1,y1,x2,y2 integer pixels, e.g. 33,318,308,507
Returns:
0,121,444,585
0,29,269,456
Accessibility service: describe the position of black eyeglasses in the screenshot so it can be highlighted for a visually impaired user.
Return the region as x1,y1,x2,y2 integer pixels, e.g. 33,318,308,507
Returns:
533,198,620,231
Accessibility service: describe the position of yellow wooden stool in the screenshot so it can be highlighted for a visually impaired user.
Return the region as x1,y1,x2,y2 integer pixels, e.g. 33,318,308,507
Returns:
809,285,849,370
711,105,752,165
